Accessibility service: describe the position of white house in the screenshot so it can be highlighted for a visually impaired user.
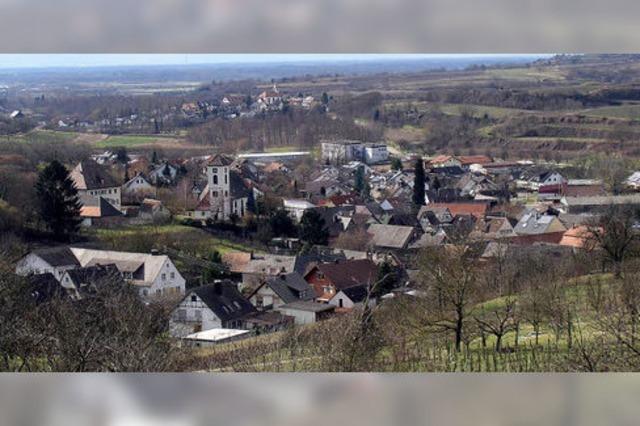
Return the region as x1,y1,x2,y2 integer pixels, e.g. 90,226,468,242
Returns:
364,143,389,164
122,172,155,202
329,286,377,309
283,199,316,222
170,281,256,337
69,247,186,298
15,246,81,281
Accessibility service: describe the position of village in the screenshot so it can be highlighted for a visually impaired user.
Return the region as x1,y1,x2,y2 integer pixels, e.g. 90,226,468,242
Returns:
11,132,640,350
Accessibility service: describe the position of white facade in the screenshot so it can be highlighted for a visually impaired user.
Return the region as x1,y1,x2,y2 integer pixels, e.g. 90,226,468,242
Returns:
321,141,365,164
79,187,121,209
249,285,281,309
206,164,248,221
277,307,317,325
170,293,223,337
15,253,76,281
69,248,186,298
328,291,377,309
122,174,155,200
364,144,389,164
283,199,316,222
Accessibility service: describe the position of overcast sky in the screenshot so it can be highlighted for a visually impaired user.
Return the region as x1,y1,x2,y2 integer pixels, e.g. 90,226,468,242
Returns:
0,54,549,69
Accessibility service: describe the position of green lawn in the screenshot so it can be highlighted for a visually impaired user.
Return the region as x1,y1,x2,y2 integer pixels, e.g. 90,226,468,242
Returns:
95,134,180,148
90,223,256,255
579,104,640,120
8,130,80,144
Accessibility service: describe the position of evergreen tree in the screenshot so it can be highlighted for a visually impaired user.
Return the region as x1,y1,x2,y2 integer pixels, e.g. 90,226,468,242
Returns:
35,160,81,240
354,165,366,195
391,157,403,171
299,210,329,246
412,158,426,206
269,209,297,238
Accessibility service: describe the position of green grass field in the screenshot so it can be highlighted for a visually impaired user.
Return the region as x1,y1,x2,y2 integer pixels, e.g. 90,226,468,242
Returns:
580,104,640,120
90,223,256,255
95,134,181,148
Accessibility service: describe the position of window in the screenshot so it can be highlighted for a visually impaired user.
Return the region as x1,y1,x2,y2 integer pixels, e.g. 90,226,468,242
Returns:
317,272,325,279
177,309,186,321
212,168,218,173
156,289,161,295
212,191,218,197
170,272,175,279
162,273,166,280
213,175,218,185
224,174,228,184
323,286,332,293
191,295,197,302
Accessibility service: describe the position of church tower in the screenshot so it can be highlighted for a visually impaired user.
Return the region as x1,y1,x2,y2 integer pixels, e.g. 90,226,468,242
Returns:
207,154,233,220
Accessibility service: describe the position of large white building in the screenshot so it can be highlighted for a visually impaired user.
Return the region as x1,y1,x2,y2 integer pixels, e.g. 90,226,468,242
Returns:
321,140,388,165
16,246,186,298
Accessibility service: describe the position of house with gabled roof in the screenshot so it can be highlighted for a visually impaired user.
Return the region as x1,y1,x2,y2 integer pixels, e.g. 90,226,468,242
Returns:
69,247,185,298
514,209,566,235
304,258,377,302
170,281,257,337
70,160,121,209
329,286,377,310
79,197,124,227
248,272,314,310
122,172,155,203
15,246,81,281
60,264,123,300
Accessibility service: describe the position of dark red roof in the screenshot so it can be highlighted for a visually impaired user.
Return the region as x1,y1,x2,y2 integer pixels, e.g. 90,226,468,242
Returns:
306,259,377,290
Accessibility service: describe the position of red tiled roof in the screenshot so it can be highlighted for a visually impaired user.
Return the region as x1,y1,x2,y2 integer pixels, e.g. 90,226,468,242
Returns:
306,259,377,290
558,226,596,248
428,202,489,219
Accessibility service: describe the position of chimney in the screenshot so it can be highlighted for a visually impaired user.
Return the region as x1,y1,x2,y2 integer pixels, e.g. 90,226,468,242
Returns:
150,249,160,256
250,251,255,260
213,281,223,295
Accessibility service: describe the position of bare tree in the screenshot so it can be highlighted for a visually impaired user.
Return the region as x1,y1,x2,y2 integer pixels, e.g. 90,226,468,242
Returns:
417,242,484,351
586,206,640,278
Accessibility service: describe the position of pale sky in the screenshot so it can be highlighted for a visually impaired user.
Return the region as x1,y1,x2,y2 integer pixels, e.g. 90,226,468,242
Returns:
0,54,550,69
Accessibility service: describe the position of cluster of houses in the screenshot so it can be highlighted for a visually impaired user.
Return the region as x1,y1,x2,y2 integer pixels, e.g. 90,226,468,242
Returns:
49,84,319,132
13,137,640,348
67,157,174,227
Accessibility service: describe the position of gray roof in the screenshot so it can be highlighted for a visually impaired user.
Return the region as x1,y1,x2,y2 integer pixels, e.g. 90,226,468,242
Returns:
32,246,80,268
367,223,415,249
71,160,120,190
514,210,563,235
192,281,256,322
260,272,314,303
